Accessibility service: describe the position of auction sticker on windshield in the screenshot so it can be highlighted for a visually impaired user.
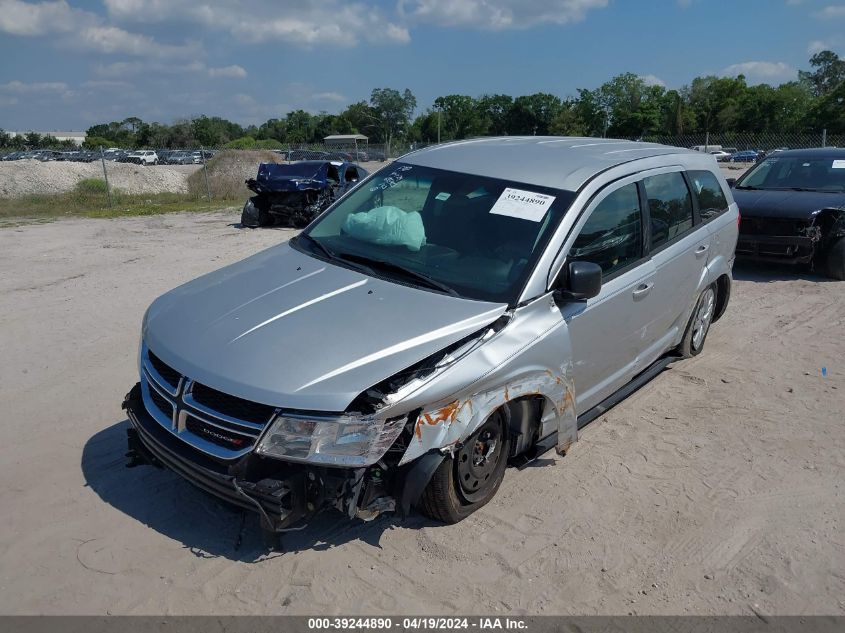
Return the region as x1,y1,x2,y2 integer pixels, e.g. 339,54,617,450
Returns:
489,187,555,222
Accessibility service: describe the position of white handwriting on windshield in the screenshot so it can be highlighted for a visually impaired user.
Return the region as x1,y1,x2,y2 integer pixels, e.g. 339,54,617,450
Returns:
369,165,413,192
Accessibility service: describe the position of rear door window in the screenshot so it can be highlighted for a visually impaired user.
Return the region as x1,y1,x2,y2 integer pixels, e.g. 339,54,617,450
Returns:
642,172,694,249
688,170,729,221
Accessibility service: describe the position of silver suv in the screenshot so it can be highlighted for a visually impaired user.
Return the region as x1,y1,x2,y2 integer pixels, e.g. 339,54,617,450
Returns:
123,137,738,539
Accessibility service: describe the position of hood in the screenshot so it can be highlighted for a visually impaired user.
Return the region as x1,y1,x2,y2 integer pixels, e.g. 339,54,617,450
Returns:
247,163,327,194
732,188,845,220
143,242,507,412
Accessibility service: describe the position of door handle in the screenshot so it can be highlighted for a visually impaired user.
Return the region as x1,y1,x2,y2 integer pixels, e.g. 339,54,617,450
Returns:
695,244,710,256
632,282,654,298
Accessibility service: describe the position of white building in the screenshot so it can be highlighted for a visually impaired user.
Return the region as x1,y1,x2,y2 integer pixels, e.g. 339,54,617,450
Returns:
9,131,86,146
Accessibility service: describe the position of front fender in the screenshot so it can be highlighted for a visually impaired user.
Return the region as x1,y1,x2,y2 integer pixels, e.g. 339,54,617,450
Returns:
397,295,578,465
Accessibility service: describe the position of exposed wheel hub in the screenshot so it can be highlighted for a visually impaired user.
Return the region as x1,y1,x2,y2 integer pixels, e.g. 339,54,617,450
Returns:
456,418,503,502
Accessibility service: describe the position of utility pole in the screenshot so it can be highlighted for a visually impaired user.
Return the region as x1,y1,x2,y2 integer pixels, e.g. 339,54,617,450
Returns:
437,108,441,144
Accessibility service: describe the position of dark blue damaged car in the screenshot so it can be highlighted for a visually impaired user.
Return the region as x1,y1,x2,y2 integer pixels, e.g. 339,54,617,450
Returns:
241,160,368,228
730,148,845,279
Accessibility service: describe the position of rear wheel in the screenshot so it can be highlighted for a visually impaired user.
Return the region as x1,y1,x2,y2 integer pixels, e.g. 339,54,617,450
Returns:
681,284,717,357
824,237,845,280
418,410,511,523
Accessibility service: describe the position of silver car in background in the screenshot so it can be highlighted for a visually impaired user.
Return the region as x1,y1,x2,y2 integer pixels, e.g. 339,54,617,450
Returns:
123,137,738,541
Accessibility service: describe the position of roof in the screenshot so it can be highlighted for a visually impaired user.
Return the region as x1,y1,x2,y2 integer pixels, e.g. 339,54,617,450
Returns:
768,147,845,158
324,134,368,141
400,136,699,191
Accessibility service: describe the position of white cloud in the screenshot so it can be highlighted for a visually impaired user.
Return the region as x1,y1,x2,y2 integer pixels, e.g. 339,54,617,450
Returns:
208,65,247,79
639,74,666,87
815,5,845,18
398,0,608,29
311,91,348,103
720,61,796,83
0,96,19,107
808,36,843,54
0,80,68,93
0,0,81,36
0,0,201,58
96,60,247,80
103,0,410,47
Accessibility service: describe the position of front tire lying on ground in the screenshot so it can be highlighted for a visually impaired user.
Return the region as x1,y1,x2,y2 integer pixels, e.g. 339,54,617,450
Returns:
241,197,271,228
418,409,511,523
680,283,717,357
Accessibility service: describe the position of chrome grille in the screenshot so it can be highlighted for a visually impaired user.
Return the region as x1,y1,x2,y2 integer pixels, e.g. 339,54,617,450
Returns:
140,343,278,459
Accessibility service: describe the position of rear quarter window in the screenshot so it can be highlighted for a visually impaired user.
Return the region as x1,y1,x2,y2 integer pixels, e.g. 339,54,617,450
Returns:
688,170,729,221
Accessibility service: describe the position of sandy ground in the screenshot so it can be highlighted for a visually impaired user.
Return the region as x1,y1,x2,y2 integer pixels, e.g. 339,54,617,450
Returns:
0,210,842,616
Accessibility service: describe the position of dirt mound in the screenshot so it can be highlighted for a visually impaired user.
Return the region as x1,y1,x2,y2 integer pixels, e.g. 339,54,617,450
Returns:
187,150,284,200
0,159,191,198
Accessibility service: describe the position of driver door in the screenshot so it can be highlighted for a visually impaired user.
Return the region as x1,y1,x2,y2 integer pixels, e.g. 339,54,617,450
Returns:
559,179,661,412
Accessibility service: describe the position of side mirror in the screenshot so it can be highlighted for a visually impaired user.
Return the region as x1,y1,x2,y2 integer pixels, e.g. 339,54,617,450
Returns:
556,261,602,301
726,178,737,188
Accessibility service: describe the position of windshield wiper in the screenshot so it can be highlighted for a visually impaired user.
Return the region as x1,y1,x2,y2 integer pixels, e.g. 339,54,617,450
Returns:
735,185,759,190
296,233,336,260
334,252,459,297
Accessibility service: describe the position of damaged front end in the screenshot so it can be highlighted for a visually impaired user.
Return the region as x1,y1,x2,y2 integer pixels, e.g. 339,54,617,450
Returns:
124,300,578,540
245,162,340,228
737,216,823,263
737,207,845,266
123,382,419,533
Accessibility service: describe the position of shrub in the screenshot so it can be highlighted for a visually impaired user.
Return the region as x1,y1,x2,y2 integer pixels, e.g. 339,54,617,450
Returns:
186,150,285,200
82,137,114,150
75,178,109,194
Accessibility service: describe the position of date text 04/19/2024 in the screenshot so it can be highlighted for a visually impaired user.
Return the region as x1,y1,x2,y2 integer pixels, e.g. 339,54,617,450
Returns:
307,617,529,630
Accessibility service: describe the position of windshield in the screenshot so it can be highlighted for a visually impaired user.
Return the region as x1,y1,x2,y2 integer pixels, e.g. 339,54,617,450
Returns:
298,162,575,303
737,156,845,192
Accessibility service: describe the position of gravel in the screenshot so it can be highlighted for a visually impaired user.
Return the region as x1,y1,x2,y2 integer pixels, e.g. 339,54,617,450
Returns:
0,160,199,197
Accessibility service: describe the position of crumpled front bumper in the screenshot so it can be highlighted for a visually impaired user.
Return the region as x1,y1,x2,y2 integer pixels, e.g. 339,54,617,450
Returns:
122,383,307,531
736,234,817,263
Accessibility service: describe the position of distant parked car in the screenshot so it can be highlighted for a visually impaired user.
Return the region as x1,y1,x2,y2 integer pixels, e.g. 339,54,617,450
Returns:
166,151,195,165
730,147,845,279
287,149,330,161
710,150,732,162
729,150,759,163
241,160,368,228
125,150,158,166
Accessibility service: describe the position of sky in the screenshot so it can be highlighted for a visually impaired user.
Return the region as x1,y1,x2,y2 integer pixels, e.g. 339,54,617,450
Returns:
1,0,844,132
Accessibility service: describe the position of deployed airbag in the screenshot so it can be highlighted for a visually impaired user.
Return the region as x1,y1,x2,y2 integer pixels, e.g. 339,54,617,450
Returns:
342,206,427,251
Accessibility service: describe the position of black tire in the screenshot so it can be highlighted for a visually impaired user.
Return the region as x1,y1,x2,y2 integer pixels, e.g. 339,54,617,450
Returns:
680,283,717,357
240,198,271,228
824,237,845,280
418,410,511,524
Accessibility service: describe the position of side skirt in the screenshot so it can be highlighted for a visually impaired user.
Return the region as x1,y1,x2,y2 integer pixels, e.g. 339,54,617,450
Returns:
514,354,678,470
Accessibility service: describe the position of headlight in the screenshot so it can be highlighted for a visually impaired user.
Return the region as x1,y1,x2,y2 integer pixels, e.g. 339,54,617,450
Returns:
255,412,406,467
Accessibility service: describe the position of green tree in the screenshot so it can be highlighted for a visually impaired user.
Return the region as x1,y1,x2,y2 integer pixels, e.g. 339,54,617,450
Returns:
506,93,562,135
799,50,845,97
370,88,417,151
476,94,513,136
432,95,487,140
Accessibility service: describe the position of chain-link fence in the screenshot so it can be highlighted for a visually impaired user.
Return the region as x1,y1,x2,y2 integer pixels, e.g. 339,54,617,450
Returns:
626,131,844,152
1,132,841,206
